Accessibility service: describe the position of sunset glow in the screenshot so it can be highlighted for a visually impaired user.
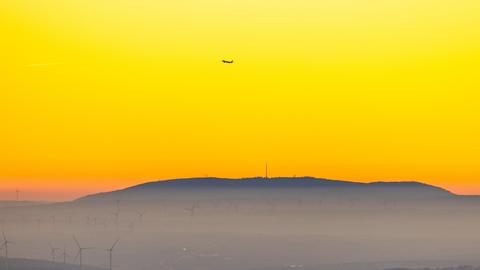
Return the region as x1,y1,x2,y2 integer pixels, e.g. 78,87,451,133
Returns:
2,0,480,200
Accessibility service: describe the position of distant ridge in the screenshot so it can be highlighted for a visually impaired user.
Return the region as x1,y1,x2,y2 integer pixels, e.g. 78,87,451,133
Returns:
125,177,447,190
77,177,453,201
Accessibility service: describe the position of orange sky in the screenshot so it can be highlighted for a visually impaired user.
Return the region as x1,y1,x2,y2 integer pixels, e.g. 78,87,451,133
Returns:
1,0,480,201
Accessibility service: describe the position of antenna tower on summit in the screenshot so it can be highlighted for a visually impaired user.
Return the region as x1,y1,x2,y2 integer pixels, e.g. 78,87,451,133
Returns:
265,163,268,179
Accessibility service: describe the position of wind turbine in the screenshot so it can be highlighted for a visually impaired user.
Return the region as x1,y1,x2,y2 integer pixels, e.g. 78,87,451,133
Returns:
2,232,13,258
0,245,5,270
111,212,120,231
185,202,198,219
2,232,13,270
62,245,69,265
49,244,59,262
73,236,94,269
115,200,120,213
105,239,120,270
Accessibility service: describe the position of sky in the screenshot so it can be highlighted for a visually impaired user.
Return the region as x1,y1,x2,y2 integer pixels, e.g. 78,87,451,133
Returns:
1,0,480,201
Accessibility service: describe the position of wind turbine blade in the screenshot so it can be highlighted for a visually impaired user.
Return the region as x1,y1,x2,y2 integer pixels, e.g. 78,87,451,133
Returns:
2,232,6,241
111,239,120,250
73,236,81,248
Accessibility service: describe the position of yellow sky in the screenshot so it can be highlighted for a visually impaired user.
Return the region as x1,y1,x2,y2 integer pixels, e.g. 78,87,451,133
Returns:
1,0,480,200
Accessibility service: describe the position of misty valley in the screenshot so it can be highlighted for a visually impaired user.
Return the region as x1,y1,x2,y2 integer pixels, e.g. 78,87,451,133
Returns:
1,177,480,270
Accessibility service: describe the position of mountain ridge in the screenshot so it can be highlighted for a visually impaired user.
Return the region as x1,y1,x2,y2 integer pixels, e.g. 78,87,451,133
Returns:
77,177,454,201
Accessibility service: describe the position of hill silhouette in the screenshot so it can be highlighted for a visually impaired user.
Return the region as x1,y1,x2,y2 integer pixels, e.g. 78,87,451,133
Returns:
77,177,453,202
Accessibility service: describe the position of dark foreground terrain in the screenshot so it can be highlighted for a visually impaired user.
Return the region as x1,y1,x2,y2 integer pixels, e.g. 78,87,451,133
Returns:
0,258,105,270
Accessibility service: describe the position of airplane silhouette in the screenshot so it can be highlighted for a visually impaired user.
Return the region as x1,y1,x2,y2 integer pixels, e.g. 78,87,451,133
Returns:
222,60,234,64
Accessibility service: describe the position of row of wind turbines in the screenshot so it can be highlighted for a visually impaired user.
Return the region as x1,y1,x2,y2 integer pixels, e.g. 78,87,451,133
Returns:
72,236,120,270
1,232,120,270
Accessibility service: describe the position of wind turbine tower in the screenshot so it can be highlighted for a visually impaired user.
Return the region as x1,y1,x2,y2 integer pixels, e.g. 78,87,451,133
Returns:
73,236,93,270
62,246,69,265
265,163,268,179
2,232,13,270
115,200,120,213
106,239,120,270
185,202,198,220
112,212,120,231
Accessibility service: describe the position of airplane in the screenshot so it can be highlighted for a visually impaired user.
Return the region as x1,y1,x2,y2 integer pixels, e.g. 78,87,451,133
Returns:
222,60,234,64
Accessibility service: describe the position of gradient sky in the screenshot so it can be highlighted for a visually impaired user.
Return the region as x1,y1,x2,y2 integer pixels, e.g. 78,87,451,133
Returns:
1,0,480,201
